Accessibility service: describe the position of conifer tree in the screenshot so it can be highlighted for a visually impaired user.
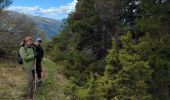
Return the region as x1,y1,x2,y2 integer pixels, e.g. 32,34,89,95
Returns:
97,32,153,99
46,0,170,99
137,0,170,99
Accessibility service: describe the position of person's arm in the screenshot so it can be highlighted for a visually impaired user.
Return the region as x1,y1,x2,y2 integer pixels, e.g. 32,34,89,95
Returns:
19,47,34,61
41,47,44,59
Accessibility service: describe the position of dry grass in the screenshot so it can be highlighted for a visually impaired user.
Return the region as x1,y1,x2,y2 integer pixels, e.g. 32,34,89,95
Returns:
0,63,27,100
0,59,50,100
0,58,68,100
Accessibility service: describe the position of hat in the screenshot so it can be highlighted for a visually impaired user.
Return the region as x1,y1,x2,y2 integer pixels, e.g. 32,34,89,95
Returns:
24,36,32,42
36,38,42,42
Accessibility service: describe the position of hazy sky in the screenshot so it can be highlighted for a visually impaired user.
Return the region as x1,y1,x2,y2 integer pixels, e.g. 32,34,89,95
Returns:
6,0,77,20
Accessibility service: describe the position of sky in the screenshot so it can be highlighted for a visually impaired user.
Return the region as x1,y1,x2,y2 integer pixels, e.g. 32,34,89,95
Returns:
6,0,77,20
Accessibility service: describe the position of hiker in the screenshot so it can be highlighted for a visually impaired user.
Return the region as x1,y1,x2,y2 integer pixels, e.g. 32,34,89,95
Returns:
34,38,44,86
19,36,36,100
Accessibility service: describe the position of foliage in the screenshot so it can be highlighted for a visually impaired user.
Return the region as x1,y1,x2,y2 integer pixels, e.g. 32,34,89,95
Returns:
0,0,12,9
0,11,37,58
96,32,153,99
46,0,170,99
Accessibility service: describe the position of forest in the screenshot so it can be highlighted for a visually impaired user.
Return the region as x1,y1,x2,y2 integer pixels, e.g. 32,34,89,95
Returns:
46,0,170,99
1,0,170,100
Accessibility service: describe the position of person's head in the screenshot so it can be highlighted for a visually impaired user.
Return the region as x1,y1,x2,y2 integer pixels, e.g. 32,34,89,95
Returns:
35,38,42,46
34,41,40,46
36,38,42,43
24,36,33,46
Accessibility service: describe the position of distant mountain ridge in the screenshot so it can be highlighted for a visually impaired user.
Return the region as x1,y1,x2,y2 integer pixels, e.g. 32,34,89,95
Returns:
28,15,63,38
5,11,63,38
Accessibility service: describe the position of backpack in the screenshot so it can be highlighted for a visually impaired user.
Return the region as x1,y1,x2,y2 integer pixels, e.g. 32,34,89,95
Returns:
16,46,27,64
16,45,36,64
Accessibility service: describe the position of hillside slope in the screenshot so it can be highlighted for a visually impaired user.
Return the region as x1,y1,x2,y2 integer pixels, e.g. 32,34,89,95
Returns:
4,11,63,38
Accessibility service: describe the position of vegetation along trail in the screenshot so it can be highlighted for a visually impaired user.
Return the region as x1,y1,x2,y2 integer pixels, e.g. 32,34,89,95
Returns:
1,0,170,100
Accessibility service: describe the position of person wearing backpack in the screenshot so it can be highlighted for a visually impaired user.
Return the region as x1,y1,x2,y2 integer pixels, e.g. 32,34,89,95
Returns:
19,36,36,100
34,38,44,86
16,39,25,64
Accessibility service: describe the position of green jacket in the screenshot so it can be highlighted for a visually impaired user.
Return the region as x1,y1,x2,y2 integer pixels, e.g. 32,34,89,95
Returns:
19,46,35,70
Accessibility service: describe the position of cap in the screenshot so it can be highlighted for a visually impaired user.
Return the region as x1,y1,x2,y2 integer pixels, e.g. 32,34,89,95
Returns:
36,38,42,42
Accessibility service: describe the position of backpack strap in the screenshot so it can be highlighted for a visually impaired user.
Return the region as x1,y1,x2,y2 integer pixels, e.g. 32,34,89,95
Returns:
20,46,27,53
24,46,27,53
24,46,35,54
22,45,35,54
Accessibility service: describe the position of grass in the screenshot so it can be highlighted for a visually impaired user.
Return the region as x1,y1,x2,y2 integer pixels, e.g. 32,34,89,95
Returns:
0,60,27,100
0,58,68,100
36,58,69,100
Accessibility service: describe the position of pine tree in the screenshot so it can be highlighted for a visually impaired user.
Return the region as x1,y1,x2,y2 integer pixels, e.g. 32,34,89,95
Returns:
46,0,170,99
137,0,170,99
138,33,170,99
97,32,153,99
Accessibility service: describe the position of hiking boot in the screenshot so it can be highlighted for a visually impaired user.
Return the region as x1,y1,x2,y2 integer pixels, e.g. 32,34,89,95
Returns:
36,80,43,86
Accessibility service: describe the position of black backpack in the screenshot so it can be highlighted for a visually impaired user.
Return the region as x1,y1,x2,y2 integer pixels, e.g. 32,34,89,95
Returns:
16,45,36,64
16,46,27,64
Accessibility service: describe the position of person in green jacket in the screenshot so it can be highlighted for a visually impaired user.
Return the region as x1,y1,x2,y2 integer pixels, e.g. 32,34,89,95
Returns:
19,36,35,100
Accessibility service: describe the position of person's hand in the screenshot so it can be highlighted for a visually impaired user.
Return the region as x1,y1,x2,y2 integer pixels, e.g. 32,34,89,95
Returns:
35,53,39,58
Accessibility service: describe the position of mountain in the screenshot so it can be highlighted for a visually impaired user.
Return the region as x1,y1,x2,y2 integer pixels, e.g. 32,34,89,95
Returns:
28,15,63,38
4,11,63,39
